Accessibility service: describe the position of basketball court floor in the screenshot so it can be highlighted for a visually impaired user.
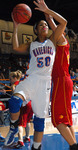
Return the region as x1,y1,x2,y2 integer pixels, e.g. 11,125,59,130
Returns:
0,114,78,150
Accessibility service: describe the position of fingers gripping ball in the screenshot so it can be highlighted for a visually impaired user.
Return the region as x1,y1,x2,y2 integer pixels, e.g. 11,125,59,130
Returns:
12,3,32,23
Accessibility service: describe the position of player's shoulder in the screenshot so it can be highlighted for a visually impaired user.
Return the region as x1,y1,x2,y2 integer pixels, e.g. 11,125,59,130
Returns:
30,40,39,47
47,38,53,43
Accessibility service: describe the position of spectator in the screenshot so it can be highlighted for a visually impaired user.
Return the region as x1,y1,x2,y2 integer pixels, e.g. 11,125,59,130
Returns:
75,68,78,77
69,67,74,76
0,65,2,73
9,53,15,65
75,68,78,81
0,101,6,142
70,71,76,80
73,81,78,91
18,58,23,67
0,72,5,79
72,86,78,97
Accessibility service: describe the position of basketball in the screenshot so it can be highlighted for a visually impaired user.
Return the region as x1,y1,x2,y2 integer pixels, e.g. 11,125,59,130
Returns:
12,4,32,23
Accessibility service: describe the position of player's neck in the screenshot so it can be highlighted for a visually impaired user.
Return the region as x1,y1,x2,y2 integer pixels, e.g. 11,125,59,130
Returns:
38,36,47,43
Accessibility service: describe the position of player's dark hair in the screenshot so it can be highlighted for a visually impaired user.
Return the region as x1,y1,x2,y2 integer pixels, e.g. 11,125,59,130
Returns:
33,20,42,41
33,20,41,36
64,27,68,36
68,29,77,40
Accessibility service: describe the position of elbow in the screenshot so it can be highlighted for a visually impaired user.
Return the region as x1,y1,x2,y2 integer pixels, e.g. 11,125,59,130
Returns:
63,19,67,27
61,19,67,31
13,47,18,51
65,19,67,26
13,47,16,51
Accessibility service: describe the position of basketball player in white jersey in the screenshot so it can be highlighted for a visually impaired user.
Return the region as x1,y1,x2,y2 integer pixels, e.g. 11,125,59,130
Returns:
4,0,67,149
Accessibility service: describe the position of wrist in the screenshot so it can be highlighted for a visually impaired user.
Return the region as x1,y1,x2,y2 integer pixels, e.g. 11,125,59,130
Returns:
48,16,53,21
45,15,53,21
45,8,51,14
13,26,18,33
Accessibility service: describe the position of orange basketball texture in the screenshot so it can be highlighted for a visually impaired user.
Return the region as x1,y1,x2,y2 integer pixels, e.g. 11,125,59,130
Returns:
13,4,32,23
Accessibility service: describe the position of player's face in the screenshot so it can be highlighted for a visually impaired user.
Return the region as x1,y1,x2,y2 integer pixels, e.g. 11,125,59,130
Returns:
37,20,49,36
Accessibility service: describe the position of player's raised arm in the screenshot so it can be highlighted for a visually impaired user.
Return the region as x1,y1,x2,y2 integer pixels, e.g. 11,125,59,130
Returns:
44,13,67,45
12,13,30,54
33,0,67,44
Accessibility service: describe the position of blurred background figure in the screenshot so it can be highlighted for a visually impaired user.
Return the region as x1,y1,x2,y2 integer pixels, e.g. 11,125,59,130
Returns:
72,86,78,97
0,101,6,142
70,72,76,80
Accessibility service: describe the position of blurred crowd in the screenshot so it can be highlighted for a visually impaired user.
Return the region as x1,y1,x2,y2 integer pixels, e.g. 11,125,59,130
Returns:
0,53,29,79
0,53,29,108
70,68,78,97
0,53,78,102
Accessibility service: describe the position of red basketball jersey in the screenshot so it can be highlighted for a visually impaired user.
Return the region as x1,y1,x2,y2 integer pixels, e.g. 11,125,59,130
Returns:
52,42,70,79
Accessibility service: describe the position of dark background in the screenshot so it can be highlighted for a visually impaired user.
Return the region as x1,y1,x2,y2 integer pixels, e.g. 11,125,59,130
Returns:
0,0,78,33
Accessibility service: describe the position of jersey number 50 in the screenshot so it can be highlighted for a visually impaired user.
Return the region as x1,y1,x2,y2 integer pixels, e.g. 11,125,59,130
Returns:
37,56,51,68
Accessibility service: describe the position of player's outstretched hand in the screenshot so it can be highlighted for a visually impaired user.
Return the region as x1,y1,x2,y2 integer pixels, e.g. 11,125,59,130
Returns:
33,0,48,13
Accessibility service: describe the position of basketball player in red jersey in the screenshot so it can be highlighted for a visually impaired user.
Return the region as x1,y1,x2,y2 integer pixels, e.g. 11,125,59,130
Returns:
45,14,77,150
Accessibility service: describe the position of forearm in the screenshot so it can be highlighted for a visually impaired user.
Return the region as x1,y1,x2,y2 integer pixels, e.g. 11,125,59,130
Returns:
45,8,67,26
12,25,29,53
11,85,15,93
45,15,57,31
46,9,67,43
12,25,19,51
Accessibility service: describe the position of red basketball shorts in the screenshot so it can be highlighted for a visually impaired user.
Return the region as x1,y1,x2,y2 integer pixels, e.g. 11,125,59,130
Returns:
51,76,73,127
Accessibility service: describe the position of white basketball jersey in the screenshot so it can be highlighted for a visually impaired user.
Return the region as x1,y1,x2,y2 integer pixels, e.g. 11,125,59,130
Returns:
26,39,56,77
